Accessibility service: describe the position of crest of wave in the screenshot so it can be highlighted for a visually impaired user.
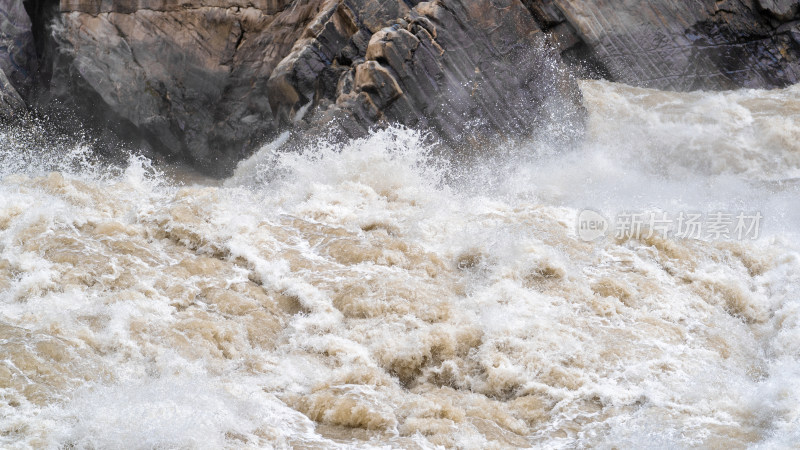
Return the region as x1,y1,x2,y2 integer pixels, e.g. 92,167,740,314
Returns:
227,127,451,200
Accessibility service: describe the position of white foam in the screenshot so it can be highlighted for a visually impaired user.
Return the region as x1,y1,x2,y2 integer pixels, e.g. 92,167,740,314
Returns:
1,81,800,448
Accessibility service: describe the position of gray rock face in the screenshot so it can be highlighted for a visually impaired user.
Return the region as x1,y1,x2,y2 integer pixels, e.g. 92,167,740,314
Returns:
268,0,585,144
369,0,581,142
0,68,26,121
18,0,800,173
46,0,583,174
524,0,800,90
52,1,332,173
0,0,37,118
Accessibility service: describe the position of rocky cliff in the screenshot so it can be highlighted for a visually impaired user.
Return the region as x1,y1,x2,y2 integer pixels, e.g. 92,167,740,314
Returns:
44,0,585,174
3,0,800,174
523,0,800,90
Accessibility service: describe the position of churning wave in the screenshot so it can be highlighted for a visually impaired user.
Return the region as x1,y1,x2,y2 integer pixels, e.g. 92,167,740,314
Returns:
1,80,800,448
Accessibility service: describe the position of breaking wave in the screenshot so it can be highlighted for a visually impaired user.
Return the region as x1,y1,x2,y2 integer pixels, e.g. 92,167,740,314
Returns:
1,80,800,448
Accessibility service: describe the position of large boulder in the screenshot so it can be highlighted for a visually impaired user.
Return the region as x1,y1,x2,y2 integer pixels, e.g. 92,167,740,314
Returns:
29,0,800,173
51,0,334,174
46,0,583,175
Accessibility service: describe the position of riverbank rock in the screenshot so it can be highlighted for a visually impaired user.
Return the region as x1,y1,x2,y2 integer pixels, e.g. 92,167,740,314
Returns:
45,0,583,175
271,0,585,144
50,1,320,174
523,0,800,90
14,0,800,173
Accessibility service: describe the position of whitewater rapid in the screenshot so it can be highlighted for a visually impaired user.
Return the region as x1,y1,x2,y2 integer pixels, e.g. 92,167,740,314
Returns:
1,80,800,448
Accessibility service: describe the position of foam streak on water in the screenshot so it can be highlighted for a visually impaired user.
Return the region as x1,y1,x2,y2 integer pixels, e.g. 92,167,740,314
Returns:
1,80,800,448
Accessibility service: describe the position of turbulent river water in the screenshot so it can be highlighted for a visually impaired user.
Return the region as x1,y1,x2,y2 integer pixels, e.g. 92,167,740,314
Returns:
1,80,800,448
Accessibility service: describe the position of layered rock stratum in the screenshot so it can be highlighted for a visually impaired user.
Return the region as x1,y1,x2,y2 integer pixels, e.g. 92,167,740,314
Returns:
2,0,800,174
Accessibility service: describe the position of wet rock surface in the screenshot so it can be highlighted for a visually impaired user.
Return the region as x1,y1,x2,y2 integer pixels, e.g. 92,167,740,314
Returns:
51,0,325,174
525,0,800,90
0,0,37,95
0,69,25,122
43,0,585,175
3,0,800,173
273,0,585,145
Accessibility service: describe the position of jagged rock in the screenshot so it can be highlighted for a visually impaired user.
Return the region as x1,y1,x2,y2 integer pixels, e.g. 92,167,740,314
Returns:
27,0,800,174
263,0,421,129
353,61,403,109
266,0,357,126
46,0,582,174
0,0,37,99
342,0,584,143
271,0,585,145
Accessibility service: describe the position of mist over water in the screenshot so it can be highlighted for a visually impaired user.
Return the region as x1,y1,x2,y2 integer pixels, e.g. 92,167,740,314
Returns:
1,80,800,448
